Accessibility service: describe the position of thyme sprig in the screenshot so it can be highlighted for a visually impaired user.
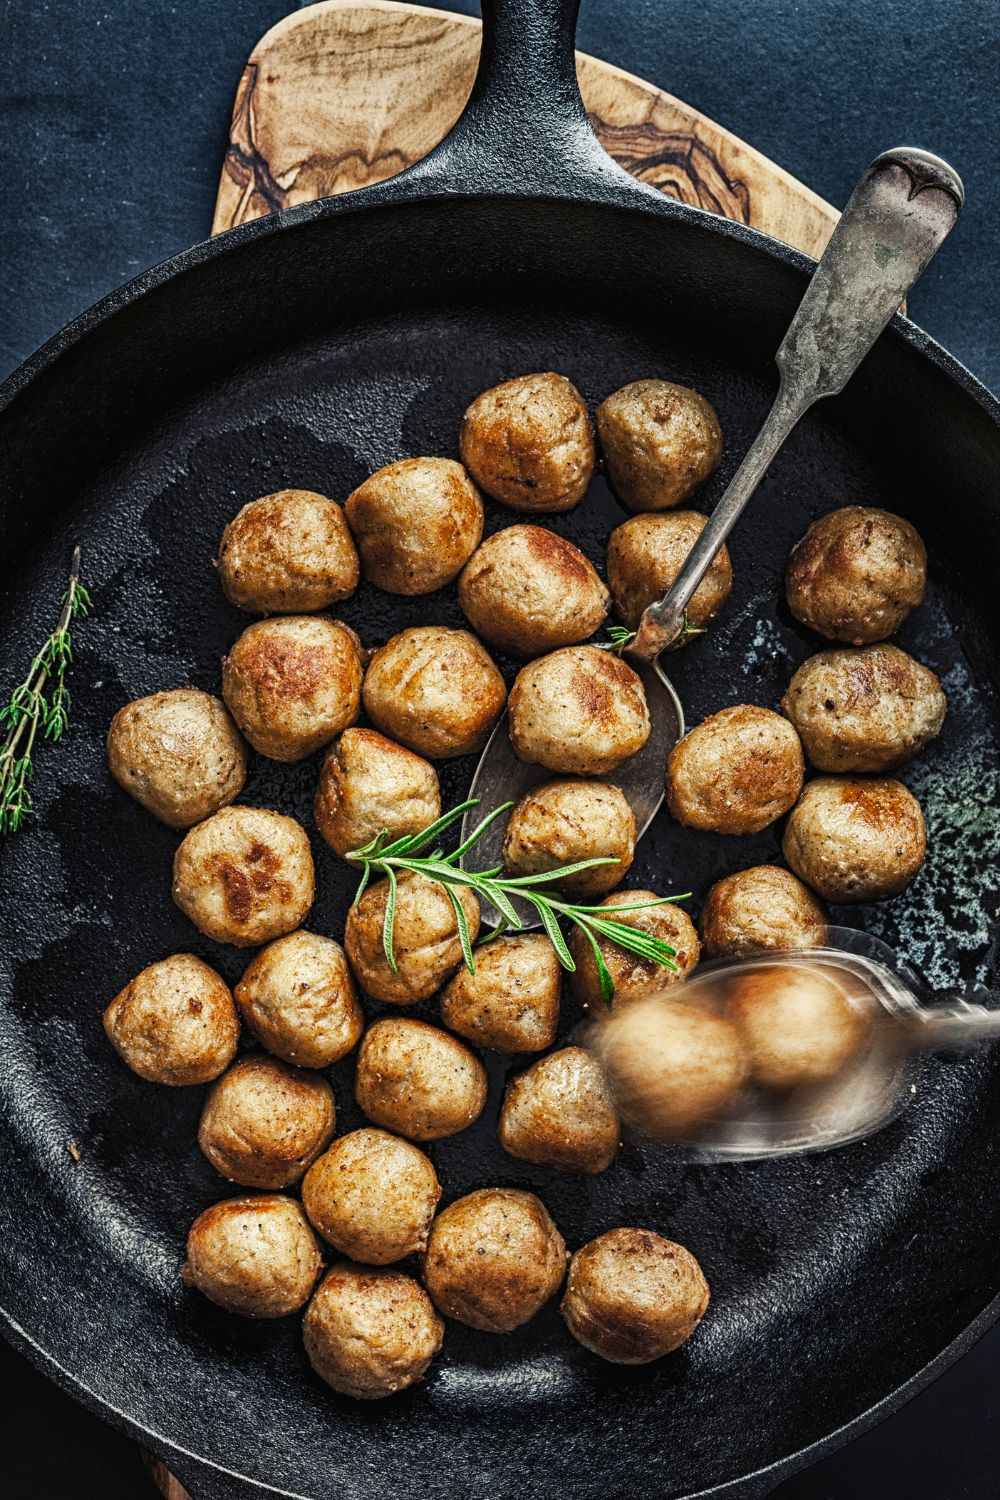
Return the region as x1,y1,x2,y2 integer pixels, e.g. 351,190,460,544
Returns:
0,547,91,836
348,799,690,1004
605,611,704,656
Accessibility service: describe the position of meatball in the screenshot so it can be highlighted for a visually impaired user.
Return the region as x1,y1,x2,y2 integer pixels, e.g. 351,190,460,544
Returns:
184,1195,322,1318
786,505,927,644
498,1047,620,1174
699,866,827,960
606,511,732,632
344,873,480,1004
666,705,805,835
782,775,927,902
422,1188,566,1332
221,615,364,763
314,727,441,860
781,643,946,773
726,963,871,1089
568,889,700,1012
508,645,650,775
363,626,506,760
106,688,247,828
458,525,610,657
355,1018,487,1141
344,457,483,595
304,1262,444,1400
596,379,722,512
459,372,595,513
501,779,636,898
302,1128,441,1264
103,953,239,1086
198,1055,336,1189
172,806,314,947
561,1228,710,1363
235,930,362,1069
438,933,561,1053
216,489,359,614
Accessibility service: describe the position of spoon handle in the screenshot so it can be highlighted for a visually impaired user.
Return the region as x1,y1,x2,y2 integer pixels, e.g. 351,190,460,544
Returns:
630,147,964,659
904,1000,1000,1051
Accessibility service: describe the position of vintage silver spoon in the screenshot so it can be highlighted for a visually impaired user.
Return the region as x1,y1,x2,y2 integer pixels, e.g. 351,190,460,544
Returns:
462,147,963,899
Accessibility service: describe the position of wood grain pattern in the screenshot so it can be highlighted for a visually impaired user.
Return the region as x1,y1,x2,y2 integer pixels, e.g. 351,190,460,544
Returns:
144,1451,193,1499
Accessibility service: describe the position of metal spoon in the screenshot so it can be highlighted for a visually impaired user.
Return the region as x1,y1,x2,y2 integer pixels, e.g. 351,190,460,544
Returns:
462,147,964,897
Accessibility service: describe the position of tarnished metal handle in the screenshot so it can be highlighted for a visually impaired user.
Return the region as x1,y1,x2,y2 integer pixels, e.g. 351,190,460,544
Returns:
906,1000,1000,1050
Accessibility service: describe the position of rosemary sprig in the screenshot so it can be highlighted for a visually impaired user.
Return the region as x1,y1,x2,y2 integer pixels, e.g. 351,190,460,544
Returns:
605,611,704,656
348,799,690,1004
0,547,91,837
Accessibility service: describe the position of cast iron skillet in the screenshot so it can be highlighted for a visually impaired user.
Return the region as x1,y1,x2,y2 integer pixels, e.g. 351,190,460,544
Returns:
1,2,1000,1496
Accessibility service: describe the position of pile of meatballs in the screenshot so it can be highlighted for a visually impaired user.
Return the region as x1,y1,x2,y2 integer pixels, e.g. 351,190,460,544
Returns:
101,369,942,1400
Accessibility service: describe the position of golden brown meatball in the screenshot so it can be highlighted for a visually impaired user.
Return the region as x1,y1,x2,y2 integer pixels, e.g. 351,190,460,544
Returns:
782,775,927,902
172,806,315,948
786,505,927,644
183,1195,322,1318
235,930,362,1069
459,372,595,513
568,889,700,1013
302,1128,441,1264
501,779,636,897
198,1055,336,1189
103,954,239,1086
221,615,364,763
498,1047,620,1174
216,489,359,614
106,688,247,828
304,1262,444,1399
666,705,805,835
344,457,483,595
561,1228,710,1363
699,866,828,960
596,380,722,512
781,643,946,773
363,626,506,760
606,511,732,632
355,1018,487,1141
725,963,871,1089
508,646,650,775
344,873,480,1004
438,933,561,1052
314,727,441,860
458,525,610,657
421,1188,566,1332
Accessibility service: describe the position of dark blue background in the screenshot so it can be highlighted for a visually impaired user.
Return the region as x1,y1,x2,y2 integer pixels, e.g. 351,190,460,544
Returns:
1,1,997,1495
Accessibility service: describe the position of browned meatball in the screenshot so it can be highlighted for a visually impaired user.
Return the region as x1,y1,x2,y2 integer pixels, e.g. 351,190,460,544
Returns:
459,372,595,513
103,954,239,1086
508,646,650,775
438,934,561,1052
172,806,315,948
344,873,480,1004
314,727,440,860
302,1128,441,1264
501,778,636,897
597,380,722,512
726,963,871,1089
782,775,927,902
355,1018,487,1141
198,1055,336,1189
498,1047,620,1174
699,866,828,959
216,489,359,614
363,626,506,760
422,1188,566,1332
568,890,700,1013
666,705,805,835
786,506,927,644
184,1195,322,1318
781,643,946,773
458,525,610,657
106,688,247,828
561,1228,710,1363
606,510,732,634
303,1262,444,1400
344,457,484,595
235,930,362,1069
221,616,364,762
